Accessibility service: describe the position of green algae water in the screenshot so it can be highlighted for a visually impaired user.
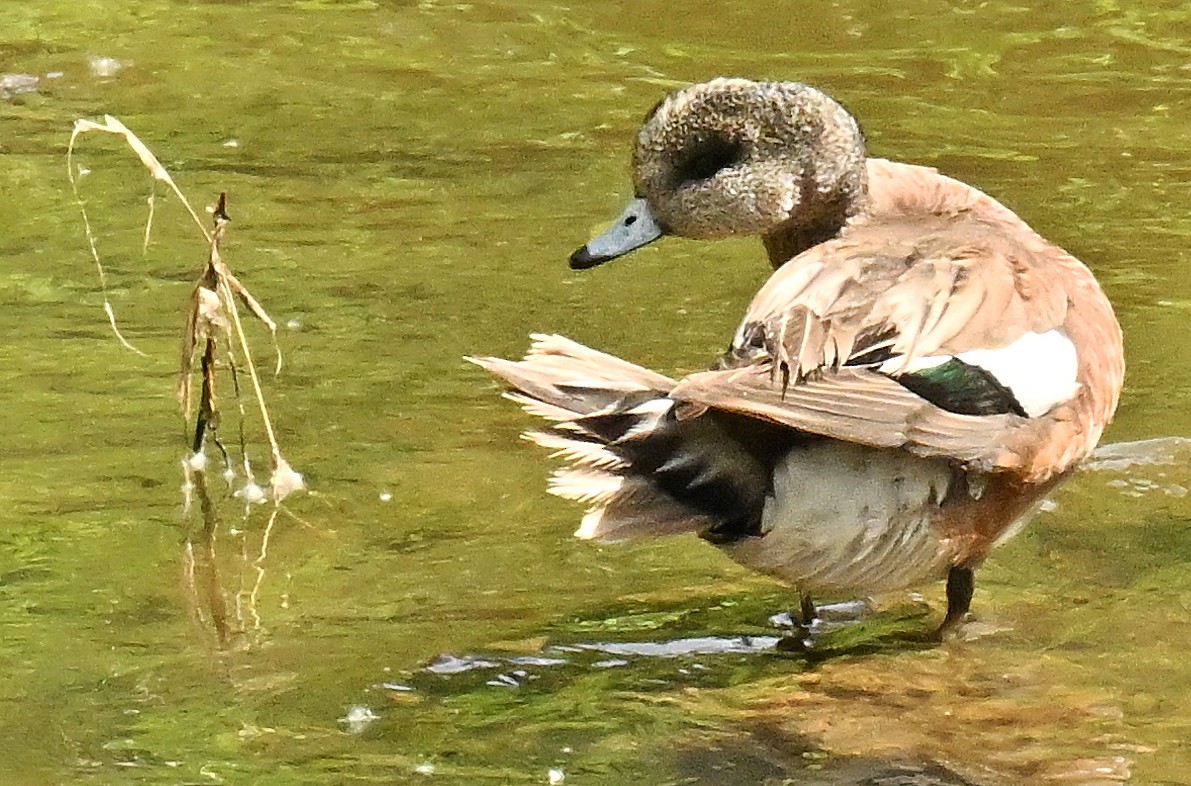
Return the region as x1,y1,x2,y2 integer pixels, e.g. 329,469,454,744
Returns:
1,2,1189,784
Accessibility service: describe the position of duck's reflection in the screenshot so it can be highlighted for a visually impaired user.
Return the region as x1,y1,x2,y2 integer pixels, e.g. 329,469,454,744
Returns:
396,620,1139,786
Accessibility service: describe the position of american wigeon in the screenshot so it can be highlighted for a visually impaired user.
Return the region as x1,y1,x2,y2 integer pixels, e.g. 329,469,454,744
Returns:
471,78,1124,642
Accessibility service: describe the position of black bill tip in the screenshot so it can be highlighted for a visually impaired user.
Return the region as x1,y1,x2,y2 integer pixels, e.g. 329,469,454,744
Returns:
567,197,664,271
569,245,606,270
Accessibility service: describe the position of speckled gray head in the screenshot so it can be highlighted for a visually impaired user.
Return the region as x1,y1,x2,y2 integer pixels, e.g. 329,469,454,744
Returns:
570,78,868,270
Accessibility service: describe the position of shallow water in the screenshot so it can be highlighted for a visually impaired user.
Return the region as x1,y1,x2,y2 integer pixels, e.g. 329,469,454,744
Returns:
1,2,1189,784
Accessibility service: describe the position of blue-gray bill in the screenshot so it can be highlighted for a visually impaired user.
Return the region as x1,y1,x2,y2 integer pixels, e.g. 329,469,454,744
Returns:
569,197,664,269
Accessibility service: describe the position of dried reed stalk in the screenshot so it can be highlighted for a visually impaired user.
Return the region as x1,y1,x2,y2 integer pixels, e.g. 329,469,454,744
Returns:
68,116,303,503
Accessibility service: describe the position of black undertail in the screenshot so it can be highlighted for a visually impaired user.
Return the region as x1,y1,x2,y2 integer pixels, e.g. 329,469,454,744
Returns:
572,401,804,543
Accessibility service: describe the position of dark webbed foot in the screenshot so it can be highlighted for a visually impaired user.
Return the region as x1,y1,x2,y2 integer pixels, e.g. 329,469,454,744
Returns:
774,574,969,652
868,565,972,647
891,566,977,645
797,592,816,628
936,565,975,638
774,592,817,652
774,594,877,652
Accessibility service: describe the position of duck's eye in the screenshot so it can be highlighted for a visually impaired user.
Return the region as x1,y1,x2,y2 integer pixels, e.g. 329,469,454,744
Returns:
672,136,745,185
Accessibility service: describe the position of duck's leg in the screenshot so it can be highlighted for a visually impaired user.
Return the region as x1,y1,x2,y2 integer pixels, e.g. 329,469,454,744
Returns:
775,592,817,652
936,565,975,637
796,592,817,628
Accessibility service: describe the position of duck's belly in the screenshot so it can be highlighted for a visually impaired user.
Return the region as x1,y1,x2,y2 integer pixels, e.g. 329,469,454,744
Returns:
721,441,957,595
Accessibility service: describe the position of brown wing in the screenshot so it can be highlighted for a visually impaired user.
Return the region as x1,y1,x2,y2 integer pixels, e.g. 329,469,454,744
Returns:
705,161,1123,481
730,211,1071,380
669,365,1034,473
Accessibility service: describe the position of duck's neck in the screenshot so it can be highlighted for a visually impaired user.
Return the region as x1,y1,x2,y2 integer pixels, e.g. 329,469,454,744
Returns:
761,161,869,269
762,216,844,269
760,190,863,269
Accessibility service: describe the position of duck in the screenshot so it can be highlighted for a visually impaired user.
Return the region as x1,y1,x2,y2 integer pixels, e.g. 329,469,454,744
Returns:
471,78,1124,641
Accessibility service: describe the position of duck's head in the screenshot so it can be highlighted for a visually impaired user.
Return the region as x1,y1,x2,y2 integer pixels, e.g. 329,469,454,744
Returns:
570,78,868,270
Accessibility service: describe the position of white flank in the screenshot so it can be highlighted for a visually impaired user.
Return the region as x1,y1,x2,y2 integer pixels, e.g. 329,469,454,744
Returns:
724,441,952,594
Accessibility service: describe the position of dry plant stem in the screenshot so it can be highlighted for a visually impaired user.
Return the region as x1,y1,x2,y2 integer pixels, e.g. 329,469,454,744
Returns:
226,350,258,486
194,337,218,454
69,116,301,498
218,273,282,468
178,200,283,476
144,189,157,253
178,292,202,418
222,268,281,374
68,114,284,404
68,116,211,354
179,198,285,472
179,214,227,419
68,116,211,240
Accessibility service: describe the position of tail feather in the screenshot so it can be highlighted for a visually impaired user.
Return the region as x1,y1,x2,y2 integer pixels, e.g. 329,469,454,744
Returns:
473,335,786,544
467,333,677,421
519,333,678,391
575,481,713,542
547,468,627,505
505,392,576,423
525,429,627,470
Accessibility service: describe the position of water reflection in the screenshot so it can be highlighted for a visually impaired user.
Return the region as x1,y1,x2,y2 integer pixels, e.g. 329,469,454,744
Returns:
389,615,1143,784
675,734,984,786
180,467,283,654
353,431,1189,782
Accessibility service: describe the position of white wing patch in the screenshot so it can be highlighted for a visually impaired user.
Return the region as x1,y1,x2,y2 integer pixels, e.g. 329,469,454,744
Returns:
956,330,1080,417
883,329,1079,418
